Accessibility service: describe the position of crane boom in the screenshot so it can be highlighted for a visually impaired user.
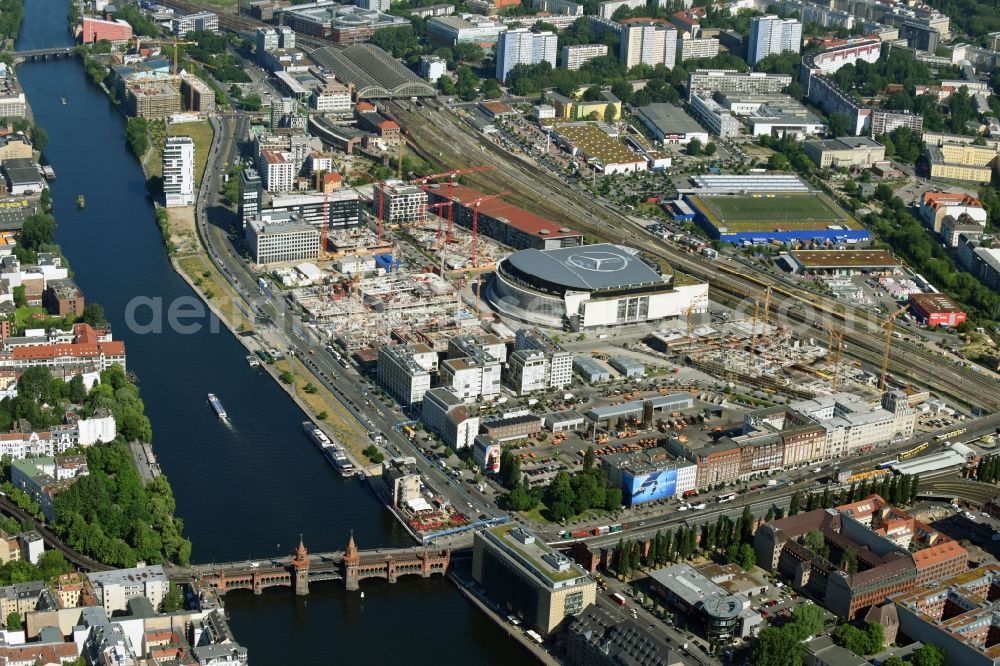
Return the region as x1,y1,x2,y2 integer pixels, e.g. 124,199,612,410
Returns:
879,304,910,390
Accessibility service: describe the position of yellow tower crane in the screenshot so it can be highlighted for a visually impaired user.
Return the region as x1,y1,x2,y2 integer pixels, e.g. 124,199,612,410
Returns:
880,304,910,390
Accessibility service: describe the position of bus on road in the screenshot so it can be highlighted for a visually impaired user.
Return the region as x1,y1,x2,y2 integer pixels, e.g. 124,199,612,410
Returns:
611,592,627,606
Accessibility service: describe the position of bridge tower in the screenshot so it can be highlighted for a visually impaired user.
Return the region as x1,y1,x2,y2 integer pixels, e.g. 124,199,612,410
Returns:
343,531,361,591
292,535,310,596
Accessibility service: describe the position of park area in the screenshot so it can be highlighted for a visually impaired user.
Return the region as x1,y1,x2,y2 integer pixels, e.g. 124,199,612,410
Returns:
690,193,861,232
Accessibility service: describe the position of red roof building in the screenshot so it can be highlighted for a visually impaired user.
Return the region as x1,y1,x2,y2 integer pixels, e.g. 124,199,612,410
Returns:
422,183,582,251
81,17,133,44
908,293,967,328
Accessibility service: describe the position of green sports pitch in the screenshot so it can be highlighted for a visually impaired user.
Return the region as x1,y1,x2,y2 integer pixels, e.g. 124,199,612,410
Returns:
689,194,861,232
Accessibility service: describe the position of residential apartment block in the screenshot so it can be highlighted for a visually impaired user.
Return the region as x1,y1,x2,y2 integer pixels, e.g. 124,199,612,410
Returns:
755,496,967,619
171,10,218,35
496,29,558,82
258,148,297,193
87,567,170,615
508,349,550,394
687,69,792,98
677,37,720,61
561,44,609,70
514,328,574,389
377,342,438,405
747,15,801,65
421,387,480,450
870,109,923,137
163,136,195,207
620,22,677,70
372,180,427,223
440,353,501,402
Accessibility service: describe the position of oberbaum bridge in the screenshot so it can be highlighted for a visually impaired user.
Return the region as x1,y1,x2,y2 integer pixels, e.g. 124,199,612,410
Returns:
164,534,451,595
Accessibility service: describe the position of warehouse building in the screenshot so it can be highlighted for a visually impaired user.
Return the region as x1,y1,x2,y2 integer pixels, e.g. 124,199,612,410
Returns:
637,103,709,145
786,249,899,275
908,293,967,327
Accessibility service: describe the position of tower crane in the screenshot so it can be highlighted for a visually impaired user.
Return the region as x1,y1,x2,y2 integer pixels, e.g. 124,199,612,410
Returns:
410,166,494,243
468,190,511,267
826,325,844,392
880,304,910,390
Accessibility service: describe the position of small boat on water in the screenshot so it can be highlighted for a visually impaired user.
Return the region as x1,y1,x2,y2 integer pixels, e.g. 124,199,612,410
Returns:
246,355,260,367
208,393,228,419
60,97,67,105
76,195,85,209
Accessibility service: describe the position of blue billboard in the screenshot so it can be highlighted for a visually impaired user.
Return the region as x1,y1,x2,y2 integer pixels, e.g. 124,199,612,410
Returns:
623,468,678,506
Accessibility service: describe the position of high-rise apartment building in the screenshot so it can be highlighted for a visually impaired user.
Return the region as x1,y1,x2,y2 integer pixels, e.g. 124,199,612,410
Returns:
620,22,677,70
747,15,801,65
496,28,558,82
561,44,608,70
238,167,262,228
162,137,195,207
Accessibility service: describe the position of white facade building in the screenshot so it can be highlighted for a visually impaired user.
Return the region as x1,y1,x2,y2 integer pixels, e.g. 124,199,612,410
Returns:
747,15,801,65
421,387,480,450
508,349,550,394
561,44,609,70
162,136,195,207
420,55,448,82
677,37,720,62
245,212,320,265
496,29,558,82
377,343,438,405
440,355,501,402
87,566,170,615
620,22,678,70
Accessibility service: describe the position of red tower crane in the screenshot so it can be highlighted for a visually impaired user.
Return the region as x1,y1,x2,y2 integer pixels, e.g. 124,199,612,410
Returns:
410,166,495,244
321,192,329,262
468,190,511,267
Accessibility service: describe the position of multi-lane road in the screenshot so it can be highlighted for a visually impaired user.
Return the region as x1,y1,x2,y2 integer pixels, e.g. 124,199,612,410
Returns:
192,111,501,548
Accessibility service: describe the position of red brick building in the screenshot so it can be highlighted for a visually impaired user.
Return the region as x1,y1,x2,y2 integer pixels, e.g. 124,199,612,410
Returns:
81,17,133,44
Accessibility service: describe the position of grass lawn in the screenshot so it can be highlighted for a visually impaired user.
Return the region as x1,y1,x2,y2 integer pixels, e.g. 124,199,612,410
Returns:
14,306,47,329
272,358,374,465
167,120,214,186
176,253,251,331
520,504,610,525
693,194,861,231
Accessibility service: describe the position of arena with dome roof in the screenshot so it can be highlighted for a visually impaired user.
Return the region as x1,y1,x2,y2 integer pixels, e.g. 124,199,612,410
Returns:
486,244,708,330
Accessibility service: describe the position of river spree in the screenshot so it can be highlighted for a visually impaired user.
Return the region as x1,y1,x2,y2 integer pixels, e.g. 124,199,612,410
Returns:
14,2,526,662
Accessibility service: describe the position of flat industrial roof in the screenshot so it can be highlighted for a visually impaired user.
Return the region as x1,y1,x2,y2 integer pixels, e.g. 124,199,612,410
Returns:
553,123,645,166
505,244,666,292
638,102,707,135
791,249,898,268
585,393,694,420
910,292,964,314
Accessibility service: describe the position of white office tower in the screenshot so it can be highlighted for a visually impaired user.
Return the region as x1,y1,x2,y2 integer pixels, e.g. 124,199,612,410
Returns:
747,15,801,65
163,136,195,207
496,28,558,82
620,22,678,70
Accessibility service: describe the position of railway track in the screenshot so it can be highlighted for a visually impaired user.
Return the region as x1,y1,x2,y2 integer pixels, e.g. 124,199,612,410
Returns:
391,102,1000,411
0,497,113,572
